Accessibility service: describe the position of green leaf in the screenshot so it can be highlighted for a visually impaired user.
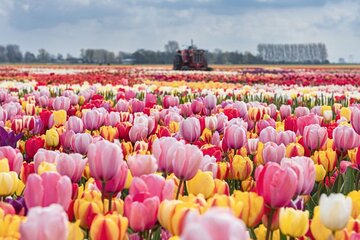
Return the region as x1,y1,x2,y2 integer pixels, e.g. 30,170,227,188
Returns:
341,167,356,195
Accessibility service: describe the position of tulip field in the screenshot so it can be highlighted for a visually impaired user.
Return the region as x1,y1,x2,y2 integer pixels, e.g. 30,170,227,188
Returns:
3,64,360,240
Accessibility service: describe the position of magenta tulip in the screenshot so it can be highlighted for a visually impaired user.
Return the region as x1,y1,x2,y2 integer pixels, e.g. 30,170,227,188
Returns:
56,153,87,183
0,146,23,174
88,140,124,181
297,113,320,135
163,95,179,109
95,161,128,196
351,107,360,135
204,94,217,110
127,154,158,177
24,172,72,210
145,93,157,108
130,99,145,113
303,124,328,151
191,99,204,114
256,162,298,208
20,204,69,240
180,117,201,143
124,192,160,232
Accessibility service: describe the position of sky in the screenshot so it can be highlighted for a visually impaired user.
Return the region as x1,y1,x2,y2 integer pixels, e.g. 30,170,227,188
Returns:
0,0,359,62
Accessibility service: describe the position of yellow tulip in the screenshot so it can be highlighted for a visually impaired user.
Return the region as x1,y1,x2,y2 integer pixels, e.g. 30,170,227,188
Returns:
254,224,280,240
310,207,333,240
206,194,234,209
89,213,128,240
279,208,309,237
100,126,118,142
53,110,67,126
45,128,60,147
315,164,326,182
285,142,304,157
340,107,351,121
78,96,85,106
230,155,253,181
0,214,22,239
74,190,104,229
312,148,337,172
104,198,124,215
216,162,229,180
254,142,264,166
169,121,179,134
67,220,84,240
213,179,229,195
187,170,215,199
348,149,357,164
0,172,19,196
0,158,10,172
232,191,264,228
200,128,212,143
348,191,360,218
321,105,332,116
37,161,57,175
124,169,133,189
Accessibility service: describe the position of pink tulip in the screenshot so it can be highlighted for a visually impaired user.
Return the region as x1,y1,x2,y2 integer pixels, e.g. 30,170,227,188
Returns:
295,106,310,118
172,144,203,180
60,130,75,152
34,149,60,173
297,114,320,135
38,95,49,108
88,140,124,181
280,105,292,119
71,133,93,155
351,107,360,135
129,123,148,143
281,156,315,195
56,153,87,183
191,99,204,114
180,103,193,118
130,99,145,113
52,96,71,111
65,116,84,133
204,94,217,110
268,104,277,119
116,99,130,112
259,126,277,143
205,116,218,131
262,142,286,164
163,95,179,109
129,174,174,201
181,208,249,240
233,101,248,118
256,162,298,208
0,107,7,122
104,112,120,127
247,138,259,155
20,204,69,240
276,130,296,146
127,154,158,177
125,89,136,100
82,109,102,131
24,172,72,210
152,137,183,173
145,93,157,108
303,124,328,151
200,155,218,178
216,113,228,133
95,161,128,196
3,102,21,120
333,125,358,152
222,124,247,150
180,117,201,143
0,146,23,174
124,192,160,232
257,118,276,133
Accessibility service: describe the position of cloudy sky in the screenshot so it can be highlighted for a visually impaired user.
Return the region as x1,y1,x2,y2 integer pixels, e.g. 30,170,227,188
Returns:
0,0,359,62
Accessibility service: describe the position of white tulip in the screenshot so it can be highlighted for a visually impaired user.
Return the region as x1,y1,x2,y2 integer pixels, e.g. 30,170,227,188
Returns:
319,193,352,231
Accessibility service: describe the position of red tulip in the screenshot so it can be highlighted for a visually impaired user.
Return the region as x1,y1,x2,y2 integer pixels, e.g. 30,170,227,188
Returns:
25,136,45,160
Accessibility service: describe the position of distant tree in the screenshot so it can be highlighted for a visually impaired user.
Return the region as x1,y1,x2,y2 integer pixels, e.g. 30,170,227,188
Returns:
57,54,64,62
6,45,22,62
37,49,51,63
164,41,179,53
0,46,8,62
24,52,36,63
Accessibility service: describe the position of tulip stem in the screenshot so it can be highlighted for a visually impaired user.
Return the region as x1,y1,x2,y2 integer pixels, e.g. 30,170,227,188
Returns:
101,180,106,211
265,208,275,240
108,193,113,213
176,179,184,200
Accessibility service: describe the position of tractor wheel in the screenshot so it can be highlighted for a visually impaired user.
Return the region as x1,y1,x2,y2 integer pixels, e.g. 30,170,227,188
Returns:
173,54,182,70
181,66,190,71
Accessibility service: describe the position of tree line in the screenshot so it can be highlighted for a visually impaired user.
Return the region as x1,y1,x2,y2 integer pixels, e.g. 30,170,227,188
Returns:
257,43,329,64
0,41,329,65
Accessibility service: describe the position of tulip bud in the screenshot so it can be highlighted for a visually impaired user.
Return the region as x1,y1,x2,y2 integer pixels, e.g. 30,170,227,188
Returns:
232,191,264,228
45,128,60,147
89,213,128,240
279,208,309,237
187,170,215,199
229,155,253,180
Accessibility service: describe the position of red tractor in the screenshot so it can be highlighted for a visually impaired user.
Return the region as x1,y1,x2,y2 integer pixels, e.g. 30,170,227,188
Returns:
173,42,210,71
